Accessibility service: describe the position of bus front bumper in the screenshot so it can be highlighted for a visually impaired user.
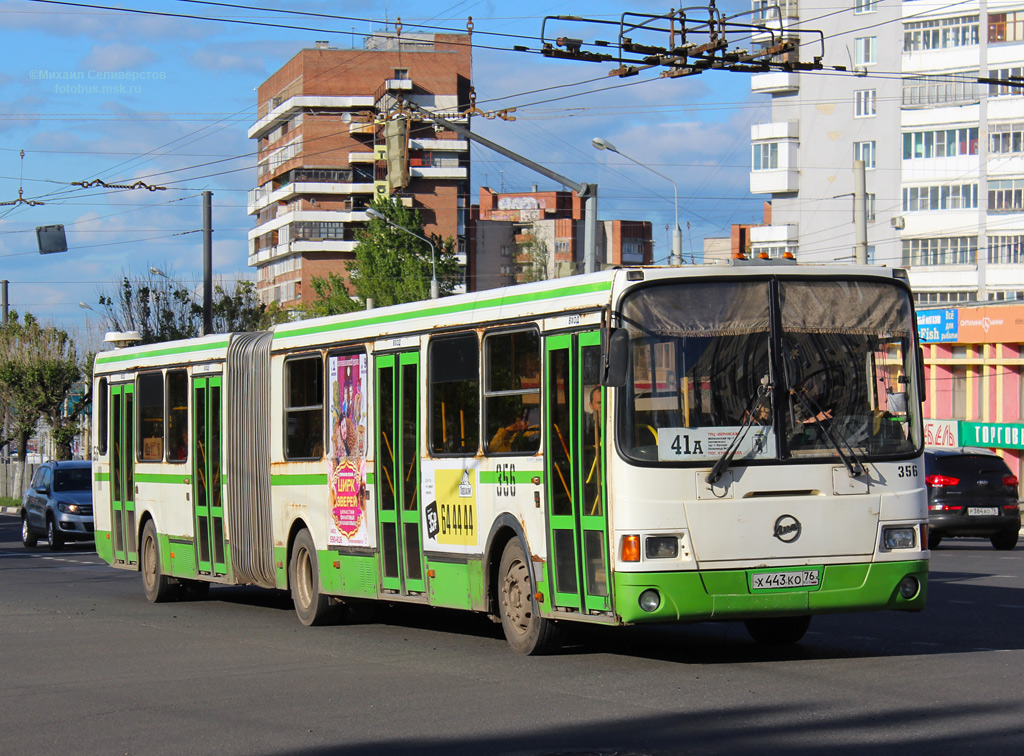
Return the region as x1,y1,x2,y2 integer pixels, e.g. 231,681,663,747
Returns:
614,560,928,624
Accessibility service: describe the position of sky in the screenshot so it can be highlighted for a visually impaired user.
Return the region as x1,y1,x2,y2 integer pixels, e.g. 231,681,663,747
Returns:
0,0,765,349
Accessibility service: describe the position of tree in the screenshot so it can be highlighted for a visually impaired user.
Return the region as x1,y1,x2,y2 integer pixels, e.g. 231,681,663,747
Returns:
304,197,461,316
516,236,550,283
0,313,86,493
96,270,289,344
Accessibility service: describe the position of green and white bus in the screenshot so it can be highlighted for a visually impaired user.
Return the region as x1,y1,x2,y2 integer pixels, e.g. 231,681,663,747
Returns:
91,262,929,654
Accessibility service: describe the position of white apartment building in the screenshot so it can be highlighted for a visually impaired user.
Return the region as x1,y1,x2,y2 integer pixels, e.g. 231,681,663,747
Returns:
750,0,1024,306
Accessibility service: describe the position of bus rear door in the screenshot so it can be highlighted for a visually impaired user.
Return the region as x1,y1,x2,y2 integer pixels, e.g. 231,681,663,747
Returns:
109,382,138,564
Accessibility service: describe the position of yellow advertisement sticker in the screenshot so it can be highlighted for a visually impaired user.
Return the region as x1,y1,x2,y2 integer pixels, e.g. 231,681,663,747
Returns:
429,469,478,546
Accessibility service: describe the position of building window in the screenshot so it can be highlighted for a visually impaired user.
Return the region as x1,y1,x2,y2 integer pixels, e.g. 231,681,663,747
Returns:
751,244,797,259
854,140,876,168
915,290,978,305
855,0,877,15
902,71,980,106
903,127,979,158
989,67,1024,97
990,290,1024,300
988,235,1024,263
291,221,348,241
752,142,779,171
989,12,1024,43
902,184,978,211
903,16,980,51
167,369,188,463
855,36,876,65
284,355,324,460
852,193,877,221
429,333,480,455
854,89,876,117
393,68,409,80
990,123,1024,154
902,237,977,266
989,179,1024,212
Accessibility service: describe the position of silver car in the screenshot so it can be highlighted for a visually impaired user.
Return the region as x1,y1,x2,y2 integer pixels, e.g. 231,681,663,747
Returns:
21,461,94,551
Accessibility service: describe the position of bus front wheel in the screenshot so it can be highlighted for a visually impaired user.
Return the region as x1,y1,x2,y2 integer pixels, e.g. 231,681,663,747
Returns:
498,538,563,655
289,529,337,626
744,615,811,645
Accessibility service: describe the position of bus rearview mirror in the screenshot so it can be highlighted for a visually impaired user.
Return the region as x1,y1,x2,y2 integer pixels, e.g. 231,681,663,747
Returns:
602,328,629,387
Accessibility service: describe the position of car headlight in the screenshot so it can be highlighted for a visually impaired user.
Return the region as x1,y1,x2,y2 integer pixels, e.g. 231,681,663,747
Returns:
57,502,80,514
883,526,916,550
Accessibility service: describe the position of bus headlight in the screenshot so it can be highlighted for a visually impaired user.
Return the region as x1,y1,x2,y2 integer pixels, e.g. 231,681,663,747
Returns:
645,536,679,559
638,589,661,613
883,527,916,550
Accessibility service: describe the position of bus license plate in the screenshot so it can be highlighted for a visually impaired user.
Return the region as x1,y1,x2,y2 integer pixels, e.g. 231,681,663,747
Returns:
751,570,820,590
968,507,998,516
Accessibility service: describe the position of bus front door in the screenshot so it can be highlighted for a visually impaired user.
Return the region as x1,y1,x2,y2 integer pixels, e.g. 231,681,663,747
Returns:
109,383,137,565
192,375,227,577
375,351,425,596
544,331,611,615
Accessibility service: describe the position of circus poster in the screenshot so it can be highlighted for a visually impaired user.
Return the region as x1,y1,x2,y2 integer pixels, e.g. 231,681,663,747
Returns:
328,354,369,547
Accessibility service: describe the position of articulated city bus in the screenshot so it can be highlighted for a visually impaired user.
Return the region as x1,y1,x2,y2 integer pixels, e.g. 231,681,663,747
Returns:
91,262,928,654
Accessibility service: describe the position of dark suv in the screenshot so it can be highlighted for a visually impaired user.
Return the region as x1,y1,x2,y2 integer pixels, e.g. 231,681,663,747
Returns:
925,449,1021,550
20,460,94,551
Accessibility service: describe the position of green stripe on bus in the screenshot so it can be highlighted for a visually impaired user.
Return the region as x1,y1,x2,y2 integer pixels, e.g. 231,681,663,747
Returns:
365,472,375,485
271,473,329,486
274,280,612,342
95,472,110,482
135,473,190,485
479,470,544,485
96,340,230,365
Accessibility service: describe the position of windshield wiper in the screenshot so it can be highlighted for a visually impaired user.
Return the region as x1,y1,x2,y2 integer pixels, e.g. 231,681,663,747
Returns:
789,388,865,478
706,382,772,486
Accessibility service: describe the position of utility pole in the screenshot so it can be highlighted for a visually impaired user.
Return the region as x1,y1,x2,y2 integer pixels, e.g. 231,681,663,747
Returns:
399,102,600,274
1,279,8,325
854,160,868,265
203,191,213,335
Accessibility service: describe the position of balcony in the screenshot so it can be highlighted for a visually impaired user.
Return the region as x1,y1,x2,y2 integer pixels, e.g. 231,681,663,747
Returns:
751,72,799,94
750,169,799,194
249,95,375,139
248,182,375,215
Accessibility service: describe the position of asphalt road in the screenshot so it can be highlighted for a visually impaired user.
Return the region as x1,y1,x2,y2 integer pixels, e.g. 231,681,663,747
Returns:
1,513,1022,756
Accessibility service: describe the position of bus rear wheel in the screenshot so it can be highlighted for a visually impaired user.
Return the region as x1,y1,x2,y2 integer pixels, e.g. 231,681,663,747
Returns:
141,520,177,603
498,538,563,655
290,529,337,626
744,615,812,645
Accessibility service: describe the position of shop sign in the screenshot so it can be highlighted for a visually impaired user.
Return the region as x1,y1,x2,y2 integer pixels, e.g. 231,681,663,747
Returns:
960,421,1024,450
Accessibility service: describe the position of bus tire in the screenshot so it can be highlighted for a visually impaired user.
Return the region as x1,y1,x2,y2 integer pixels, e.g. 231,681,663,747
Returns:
141,520,177,603
498,538,563,655
744,615,812,645
290,529,336,626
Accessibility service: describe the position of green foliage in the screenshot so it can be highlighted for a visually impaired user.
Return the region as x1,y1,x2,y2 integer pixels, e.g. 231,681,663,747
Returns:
0,312,86,471
96,271,289,344
303,197,461,316
516,237,550,283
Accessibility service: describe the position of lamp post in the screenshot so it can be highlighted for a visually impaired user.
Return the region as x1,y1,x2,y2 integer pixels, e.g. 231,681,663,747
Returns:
592,137,681,266
364,206,439,300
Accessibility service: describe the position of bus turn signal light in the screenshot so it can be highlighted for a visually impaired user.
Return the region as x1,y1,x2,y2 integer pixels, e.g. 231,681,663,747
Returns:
621,535,641,562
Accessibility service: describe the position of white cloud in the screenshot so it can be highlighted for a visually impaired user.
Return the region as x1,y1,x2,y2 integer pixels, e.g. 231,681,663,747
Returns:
81,43,158,72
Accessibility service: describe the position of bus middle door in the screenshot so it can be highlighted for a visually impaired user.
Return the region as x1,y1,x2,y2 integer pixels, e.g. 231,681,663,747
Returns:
544,331,610,615
374,350,425,596
192,374,227,577
109,382,138,565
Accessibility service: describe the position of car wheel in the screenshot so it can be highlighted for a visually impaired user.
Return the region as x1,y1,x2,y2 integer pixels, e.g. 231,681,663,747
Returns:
21,515,37,548
46,518,64,552
289,529,338,626
929,533,942,549
141,520,177,603
498,538,563,655
745,615,812,645
991,530,1019,551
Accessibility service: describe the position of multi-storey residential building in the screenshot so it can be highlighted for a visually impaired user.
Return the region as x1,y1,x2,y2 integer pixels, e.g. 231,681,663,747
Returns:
749,0,1024,306
471,187,653,289
248,35,471,307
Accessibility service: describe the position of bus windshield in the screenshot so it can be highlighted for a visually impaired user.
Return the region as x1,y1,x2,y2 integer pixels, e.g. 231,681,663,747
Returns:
618,278,921,465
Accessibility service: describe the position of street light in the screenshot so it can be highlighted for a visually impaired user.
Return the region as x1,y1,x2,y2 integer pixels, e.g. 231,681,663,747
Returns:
364,206,439,300
78,302,95,312
149,266,169,279
592,137,682,266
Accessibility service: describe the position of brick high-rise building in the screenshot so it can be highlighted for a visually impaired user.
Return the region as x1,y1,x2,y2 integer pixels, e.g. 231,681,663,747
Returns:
248,34,472,306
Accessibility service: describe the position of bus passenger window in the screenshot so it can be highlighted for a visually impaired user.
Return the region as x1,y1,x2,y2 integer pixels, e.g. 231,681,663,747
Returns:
137,372,164,461
484,330,540,455
167,369,188,462
285,355,324,460
429,333,479,455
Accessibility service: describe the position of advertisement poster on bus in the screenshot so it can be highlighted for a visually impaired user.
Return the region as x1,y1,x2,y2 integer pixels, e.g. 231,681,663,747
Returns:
328,354,369,547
